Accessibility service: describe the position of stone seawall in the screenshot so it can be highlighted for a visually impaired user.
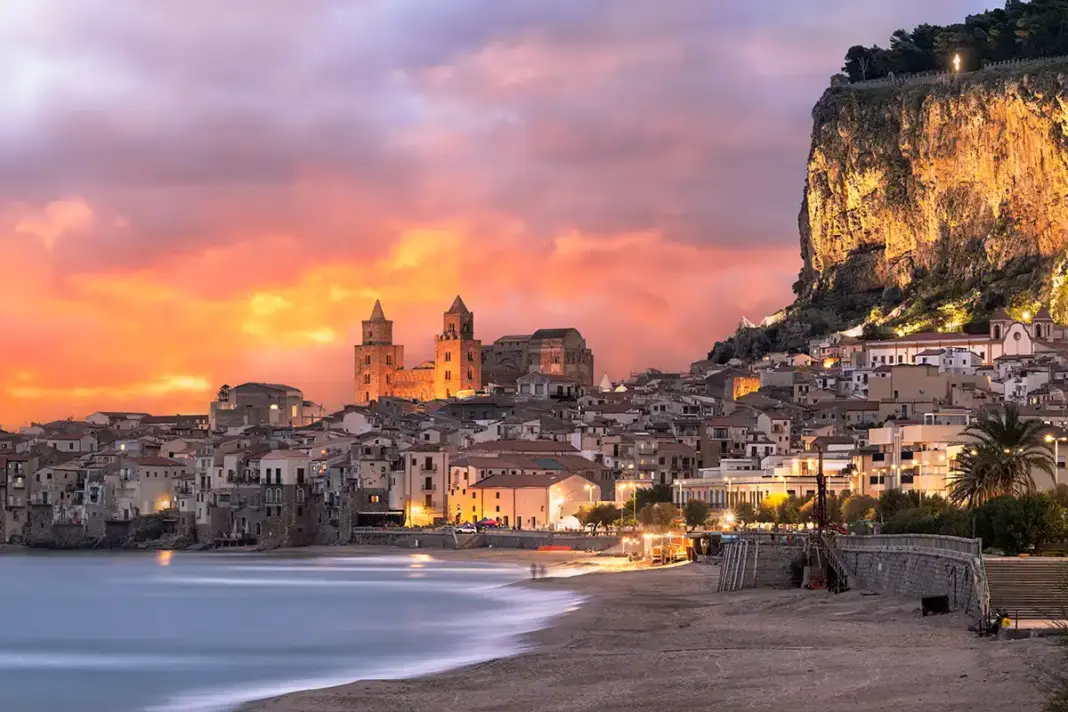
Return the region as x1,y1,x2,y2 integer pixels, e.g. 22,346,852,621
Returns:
349,530,620,551
839,544,986,617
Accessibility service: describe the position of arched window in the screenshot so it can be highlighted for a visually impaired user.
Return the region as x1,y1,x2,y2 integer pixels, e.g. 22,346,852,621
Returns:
254,522,261,536
1036,324,1043,338
296,487,305,504
445,352,452,362
994,324,1002,340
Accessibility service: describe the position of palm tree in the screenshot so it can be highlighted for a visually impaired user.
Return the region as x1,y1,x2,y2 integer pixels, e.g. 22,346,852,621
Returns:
948,403,1053,507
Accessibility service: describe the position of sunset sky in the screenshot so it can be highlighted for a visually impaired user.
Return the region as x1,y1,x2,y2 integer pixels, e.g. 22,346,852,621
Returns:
0,0,996,426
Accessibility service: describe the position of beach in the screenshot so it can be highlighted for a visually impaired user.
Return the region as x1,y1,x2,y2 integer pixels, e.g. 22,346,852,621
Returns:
242,555,1060,712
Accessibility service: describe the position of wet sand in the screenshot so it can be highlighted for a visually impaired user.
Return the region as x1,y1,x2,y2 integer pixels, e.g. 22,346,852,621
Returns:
242,559,1058,712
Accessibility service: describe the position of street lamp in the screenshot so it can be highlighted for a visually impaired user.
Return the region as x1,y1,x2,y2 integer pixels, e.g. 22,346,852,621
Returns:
584,483,594,503
1045,434,1065,486
953,53,961,73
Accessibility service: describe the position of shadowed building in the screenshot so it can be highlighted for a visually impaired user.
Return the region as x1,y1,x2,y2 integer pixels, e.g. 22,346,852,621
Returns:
354,296,482,404
483,328,594,387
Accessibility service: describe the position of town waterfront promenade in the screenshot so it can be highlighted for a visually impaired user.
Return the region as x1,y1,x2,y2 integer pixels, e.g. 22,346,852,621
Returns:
244,559,1057,712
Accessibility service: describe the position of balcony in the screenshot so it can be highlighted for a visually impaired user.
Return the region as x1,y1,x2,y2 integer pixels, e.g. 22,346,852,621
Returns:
422,483,437,492
420,464,438,472
9,477,25,489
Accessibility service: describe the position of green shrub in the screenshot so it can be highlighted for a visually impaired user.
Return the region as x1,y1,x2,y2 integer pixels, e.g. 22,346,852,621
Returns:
974,494,1065,555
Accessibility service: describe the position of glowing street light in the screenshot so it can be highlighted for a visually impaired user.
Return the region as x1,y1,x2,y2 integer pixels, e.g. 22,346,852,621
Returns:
953,53,961,73
584,483,594,503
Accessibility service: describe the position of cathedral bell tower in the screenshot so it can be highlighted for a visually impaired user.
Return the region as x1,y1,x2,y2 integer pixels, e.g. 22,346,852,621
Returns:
354,300,404,404
434,295,482,399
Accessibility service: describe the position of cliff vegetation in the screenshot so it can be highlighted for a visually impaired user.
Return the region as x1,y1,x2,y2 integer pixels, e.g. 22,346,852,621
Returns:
843,0,1068,80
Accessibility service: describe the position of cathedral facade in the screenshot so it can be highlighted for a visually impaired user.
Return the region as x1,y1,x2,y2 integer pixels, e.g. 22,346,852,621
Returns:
354,296,482,404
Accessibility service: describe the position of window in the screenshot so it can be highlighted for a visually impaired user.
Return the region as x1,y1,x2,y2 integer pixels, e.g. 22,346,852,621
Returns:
385,354,392,365
296,488,305,504
424,456,433,470
296,506,303,516
445,370,452,381
495,492,501,499
364,374,372,384
296,468,305,485
445,352,452,362
275,468,282,484
424,476,433,490
467,369,473,380
370,495,381,504
364,355,372,365
425,493,433,507
468,350,474,362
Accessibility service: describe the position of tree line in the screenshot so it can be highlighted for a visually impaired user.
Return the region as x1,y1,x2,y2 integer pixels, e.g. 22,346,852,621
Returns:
843,0,1068,81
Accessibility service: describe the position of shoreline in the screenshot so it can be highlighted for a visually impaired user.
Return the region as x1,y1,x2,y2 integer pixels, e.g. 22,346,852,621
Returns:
240,558,1059,712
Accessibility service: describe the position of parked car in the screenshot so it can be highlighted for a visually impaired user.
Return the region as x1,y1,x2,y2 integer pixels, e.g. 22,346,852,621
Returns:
456,523,477,534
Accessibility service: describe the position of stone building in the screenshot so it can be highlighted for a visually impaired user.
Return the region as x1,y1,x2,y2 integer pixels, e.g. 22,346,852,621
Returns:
210,383,308,430
482,328,594,387
354,296,482,404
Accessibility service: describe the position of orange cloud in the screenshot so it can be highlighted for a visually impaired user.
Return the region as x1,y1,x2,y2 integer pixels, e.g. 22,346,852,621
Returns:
0,197,797,427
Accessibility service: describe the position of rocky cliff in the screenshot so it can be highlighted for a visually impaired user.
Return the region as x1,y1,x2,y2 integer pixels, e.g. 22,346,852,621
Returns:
708,62,1068,363
798,63,1068,332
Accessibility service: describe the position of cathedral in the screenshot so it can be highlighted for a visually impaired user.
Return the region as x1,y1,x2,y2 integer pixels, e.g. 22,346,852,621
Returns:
354,296,482,404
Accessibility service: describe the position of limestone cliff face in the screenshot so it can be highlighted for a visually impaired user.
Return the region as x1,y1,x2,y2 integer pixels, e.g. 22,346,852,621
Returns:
799,67,1068,318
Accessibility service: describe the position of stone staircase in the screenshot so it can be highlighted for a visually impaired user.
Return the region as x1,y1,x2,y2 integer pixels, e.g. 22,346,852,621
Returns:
985,558,1068,620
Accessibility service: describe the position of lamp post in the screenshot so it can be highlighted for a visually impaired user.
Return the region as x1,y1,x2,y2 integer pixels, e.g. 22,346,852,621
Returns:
1045,434,1065,486
585,483,594,503
953,53,961,73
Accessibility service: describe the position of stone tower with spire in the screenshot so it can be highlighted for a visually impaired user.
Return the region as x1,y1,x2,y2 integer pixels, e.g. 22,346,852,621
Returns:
434,295,482,399
354,300,404,404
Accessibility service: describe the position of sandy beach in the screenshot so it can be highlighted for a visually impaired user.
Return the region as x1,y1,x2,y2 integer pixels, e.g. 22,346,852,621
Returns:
242,552,1060,712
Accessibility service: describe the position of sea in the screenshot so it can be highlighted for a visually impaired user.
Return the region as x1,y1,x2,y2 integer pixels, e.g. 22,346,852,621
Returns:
0,551,582,712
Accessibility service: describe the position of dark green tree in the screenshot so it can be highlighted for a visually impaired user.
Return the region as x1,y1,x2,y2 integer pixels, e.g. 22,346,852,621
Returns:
683,500,711,531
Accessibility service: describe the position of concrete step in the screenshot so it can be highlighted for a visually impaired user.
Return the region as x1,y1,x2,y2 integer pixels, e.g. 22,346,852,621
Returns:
985,560,1068,619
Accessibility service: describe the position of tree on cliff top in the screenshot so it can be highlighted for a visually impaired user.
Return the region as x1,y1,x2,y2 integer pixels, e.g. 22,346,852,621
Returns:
842,1,1068,82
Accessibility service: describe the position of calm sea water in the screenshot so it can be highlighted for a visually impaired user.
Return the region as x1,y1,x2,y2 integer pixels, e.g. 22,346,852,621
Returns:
0,551,581,712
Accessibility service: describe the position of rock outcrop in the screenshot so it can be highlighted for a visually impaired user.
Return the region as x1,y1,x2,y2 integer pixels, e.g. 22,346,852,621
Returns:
798,63,1068,326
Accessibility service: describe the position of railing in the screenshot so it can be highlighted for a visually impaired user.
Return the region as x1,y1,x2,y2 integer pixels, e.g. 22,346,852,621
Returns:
839,534,981,557
422,484,437,492
717,540,751,592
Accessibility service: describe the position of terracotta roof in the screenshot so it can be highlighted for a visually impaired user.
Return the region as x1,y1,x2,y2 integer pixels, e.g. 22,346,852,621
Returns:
470,472,574,489
530,328,580,340
467,440,579,454
125,457,185,467
258,450,311,460
871,332,993,345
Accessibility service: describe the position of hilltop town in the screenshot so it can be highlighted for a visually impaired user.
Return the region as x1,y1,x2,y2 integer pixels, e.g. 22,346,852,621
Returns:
2,297,1066,549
